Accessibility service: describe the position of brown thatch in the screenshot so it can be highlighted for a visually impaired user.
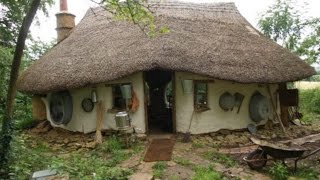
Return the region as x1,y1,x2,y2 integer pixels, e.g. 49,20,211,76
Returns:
17,1,315,94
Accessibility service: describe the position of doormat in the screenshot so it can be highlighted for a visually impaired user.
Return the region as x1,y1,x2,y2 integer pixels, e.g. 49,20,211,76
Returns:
144,139,175,162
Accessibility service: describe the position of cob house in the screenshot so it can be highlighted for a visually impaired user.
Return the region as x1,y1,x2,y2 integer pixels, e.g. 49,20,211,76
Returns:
17,0,315,135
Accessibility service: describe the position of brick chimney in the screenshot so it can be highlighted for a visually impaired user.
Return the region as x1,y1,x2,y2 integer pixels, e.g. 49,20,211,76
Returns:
56,0,75,43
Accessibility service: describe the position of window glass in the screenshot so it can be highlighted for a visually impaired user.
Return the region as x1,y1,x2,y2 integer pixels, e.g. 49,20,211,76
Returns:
112,85,126,110
194,82,208,110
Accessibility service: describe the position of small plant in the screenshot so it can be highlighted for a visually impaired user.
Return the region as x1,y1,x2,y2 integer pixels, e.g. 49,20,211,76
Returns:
268,162,289,180
152,161,167,179
191,166,222,180
203,151,236,167
174,157,192,167
294,167,318,180
192,139,205,148
99,136,124,153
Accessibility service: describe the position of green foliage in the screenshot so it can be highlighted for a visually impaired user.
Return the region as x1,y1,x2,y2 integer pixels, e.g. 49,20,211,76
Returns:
10,135,134,179
258,0,320,64
174,157,192,167
203,151,236,167
192,139,205,148
0,0,54,46
299,89,320,123
102,0,168,37
99,135,123,153
294,167,318,180
268,162,289,180
9,134,53,179
152,161,167,179
191,166,222,180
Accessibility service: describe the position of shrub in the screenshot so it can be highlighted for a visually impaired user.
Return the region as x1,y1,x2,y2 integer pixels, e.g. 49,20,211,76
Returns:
300,89,320,114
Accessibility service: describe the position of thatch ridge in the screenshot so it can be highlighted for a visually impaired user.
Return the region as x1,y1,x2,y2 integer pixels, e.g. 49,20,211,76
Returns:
17,1,315,94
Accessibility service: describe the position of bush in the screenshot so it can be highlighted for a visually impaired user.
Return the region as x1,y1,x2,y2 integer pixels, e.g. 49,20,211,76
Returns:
300,89,320,114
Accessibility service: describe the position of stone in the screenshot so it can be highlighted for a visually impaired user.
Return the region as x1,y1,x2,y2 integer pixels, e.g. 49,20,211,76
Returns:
216,136,224,141
128,173,153,180
219,129,231,135
225,134,237,141
210,132,217,137
136,134,147,141
85,142,96,149
119,154,141,169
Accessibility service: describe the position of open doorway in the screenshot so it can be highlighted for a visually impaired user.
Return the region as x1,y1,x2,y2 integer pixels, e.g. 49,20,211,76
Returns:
144,70,174,134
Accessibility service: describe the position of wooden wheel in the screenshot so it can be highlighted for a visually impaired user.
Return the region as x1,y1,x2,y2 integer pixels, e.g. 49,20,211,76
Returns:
246,149,267,170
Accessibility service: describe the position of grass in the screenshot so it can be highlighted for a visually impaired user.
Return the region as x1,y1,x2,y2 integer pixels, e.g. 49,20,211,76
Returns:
203,150,237,167
192,139,205,148
174,156,193,167
191,166,222,180
267,162,319,180
299,89,320,123
294,167,319,180
152,161,167,179
9,134,136,179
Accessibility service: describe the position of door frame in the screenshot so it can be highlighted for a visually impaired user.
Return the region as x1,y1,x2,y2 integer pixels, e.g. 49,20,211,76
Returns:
143,71,176,134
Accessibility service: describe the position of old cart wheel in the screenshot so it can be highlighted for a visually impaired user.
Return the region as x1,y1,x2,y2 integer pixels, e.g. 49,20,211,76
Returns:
246,149,267,170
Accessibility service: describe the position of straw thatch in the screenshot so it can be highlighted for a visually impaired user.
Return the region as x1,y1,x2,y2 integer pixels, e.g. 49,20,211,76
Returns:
17,1,315,94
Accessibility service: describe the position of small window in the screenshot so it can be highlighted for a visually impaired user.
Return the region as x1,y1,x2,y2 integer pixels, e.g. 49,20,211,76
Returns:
194,81,209,111
111,84,132,110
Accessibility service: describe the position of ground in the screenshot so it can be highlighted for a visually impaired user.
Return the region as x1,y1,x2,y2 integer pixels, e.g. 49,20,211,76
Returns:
9,121,320,180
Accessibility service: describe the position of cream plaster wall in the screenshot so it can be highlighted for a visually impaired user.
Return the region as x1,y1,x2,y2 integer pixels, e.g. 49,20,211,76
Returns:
175,72,279,134
42,71,280,134
42,72,146,133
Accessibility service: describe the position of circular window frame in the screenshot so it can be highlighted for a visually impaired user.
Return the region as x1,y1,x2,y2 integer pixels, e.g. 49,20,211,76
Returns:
81,98,94,112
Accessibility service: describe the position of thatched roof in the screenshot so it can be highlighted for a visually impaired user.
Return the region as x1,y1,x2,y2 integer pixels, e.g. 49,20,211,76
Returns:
17,1,315,94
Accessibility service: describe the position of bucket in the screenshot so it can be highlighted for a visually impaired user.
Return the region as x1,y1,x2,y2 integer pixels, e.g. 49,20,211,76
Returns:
115,111,131,129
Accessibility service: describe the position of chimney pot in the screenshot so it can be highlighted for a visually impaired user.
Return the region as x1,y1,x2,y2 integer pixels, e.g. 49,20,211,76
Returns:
60,0,68,11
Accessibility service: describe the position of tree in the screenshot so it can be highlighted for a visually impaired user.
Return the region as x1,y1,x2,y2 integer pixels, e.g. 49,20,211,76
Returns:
0,0,42,176
258,0,320,64
0,0,53,47
91,0,169,36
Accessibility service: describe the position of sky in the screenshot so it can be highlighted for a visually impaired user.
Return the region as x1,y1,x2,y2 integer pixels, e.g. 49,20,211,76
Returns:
31,0,320,43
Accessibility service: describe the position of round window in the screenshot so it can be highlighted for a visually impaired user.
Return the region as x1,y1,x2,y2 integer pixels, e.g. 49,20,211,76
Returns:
49,91,73,125
82,98,94,112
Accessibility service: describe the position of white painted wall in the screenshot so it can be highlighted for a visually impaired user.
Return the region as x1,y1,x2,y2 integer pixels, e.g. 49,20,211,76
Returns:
42,72,146,133
175,72,279,134
41,71,280,134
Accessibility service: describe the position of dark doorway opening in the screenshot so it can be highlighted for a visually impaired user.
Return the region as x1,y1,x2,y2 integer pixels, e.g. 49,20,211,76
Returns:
145,70,174,134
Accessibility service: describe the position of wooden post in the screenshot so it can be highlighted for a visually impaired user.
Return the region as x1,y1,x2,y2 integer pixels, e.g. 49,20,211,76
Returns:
267,85,287,136
279,83,290,127
95,101,105,144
